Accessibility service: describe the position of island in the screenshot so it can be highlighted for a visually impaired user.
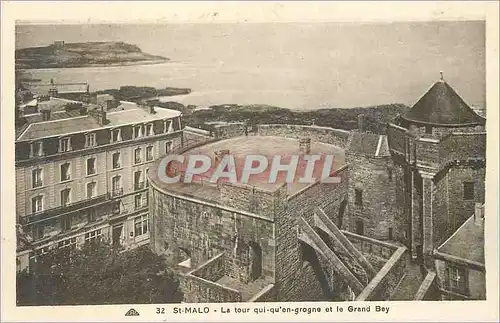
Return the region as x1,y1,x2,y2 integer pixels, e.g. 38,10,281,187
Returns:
15,41,169,70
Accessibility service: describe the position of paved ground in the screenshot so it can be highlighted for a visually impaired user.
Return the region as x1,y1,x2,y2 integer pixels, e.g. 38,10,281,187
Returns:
389,256,424,301
217,275,274,301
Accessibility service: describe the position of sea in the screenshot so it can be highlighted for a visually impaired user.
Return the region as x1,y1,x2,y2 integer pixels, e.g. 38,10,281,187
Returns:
15,21,485,111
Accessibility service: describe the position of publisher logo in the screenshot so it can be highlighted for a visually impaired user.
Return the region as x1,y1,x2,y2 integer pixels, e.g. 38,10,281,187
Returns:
156,153,341,185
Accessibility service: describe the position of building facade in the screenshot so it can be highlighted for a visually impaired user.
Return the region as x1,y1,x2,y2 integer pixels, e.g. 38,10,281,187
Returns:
15,91,184,272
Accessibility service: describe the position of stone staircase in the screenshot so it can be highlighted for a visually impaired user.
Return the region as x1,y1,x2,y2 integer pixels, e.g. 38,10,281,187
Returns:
297,217,365,294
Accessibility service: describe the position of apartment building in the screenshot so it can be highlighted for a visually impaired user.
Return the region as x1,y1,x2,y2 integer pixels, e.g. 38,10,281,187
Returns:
15,97,183,272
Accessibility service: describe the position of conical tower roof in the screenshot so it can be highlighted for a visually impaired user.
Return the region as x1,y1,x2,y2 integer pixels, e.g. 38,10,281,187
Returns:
402,77,484,127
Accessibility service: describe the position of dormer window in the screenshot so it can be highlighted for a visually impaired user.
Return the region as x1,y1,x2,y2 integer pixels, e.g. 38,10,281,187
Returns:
133,125,143,138
59,137,71,152
111,129,122,143
165,120,173,134
30,141,44,157
85,133,97,147
146,123,154,136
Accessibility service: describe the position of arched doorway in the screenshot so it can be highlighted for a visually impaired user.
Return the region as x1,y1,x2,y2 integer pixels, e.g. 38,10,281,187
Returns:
248,242,262,280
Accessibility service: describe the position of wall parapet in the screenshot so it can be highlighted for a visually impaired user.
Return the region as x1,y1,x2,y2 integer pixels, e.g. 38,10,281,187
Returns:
342,230,400,260
248,284,276,302
257,124,350,148
356,246,408,301
183,253,243,303
388,124,486,171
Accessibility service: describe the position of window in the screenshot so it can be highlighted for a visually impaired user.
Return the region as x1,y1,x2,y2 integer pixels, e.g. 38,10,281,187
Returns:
32,168,43,188
135,194,143,209
446,264,468,295
146,146,153,161
134,148,142,164
389,228,393,240
31,195,43,213
146,123,154,136
134,171,143,190
85,229,102,243
355,220,364,235
86,182,97,199
165,120,173,134
165,141,173,154
85,133,96,147
111,129,121,142
32,224,44,240
87,208,97,222
463,182,474,200
133,125,143,138
58,237,77,250
112,176,122,196
355,189,363,206
112,152,121,169
60,163,71,181
388,169,393,182
86,157,96,175
59,137,71,152
145,168,150,187
60,215,72,232
30,141,43,157
134,214,149,236
60,188,71,206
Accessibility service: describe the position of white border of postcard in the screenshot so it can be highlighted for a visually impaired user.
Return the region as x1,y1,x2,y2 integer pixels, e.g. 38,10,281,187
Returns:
2,1,499,322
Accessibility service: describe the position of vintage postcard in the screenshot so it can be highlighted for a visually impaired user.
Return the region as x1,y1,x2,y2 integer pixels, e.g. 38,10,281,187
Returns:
1,1,499,322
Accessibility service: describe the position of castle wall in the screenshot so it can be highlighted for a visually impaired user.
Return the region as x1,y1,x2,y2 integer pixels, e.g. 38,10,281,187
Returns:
346,153,402,241
274,166,349,301
182,127,213,147
149,186,276,282
219,182,286,219
213,123,247,139
257,124,350,148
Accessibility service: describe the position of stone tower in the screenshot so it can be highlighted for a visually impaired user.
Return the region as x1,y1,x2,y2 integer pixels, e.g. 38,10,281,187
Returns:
386,75,486,268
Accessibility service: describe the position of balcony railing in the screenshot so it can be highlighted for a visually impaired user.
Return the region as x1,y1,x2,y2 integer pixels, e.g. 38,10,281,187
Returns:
20,193,111,226
134,181,145,191
33,180,43,188
111,188,123,197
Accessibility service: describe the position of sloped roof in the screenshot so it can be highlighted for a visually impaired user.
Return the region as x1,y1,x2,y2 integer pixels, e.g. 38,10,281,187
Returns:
438,214,484,264
402,80,485,127
16,103,182,141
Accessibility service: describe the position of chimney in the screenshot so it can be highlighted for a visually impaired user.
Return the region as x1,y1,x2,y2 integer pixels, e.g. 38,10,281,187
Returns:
474,202,484,225
79,106,87,116
214,149,230,164
358,114,365,132
149,105,156,114
41,109,51,121
299,137,311,154
89,107,108,126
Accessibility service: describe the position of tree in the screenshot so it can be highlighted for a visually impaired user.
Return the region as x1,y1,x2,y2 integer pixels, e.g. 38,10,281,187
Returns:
16,240,183,306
